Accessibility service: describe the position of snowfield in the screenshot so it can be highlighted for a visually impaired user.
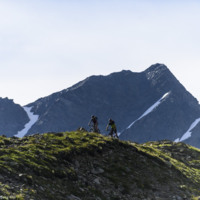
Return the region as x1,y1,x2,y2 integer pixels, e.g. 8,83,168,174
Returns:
127,92,171,129
118,92,171,136
175,118,200,142
15,107,39,138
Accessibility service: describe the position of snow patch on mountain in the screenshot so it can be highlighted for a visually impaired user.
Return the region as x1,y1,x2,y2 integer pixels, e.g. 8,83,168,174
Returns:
15,107,39,138
126,92,171,130
118,92,170,136
174,118,200,142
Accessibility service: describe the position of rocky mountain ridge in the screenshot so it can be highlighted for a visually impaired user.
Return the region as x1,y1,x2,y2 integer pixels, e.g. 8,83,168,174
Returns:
0,131,200,199
1,63,200,148
25,63,200,148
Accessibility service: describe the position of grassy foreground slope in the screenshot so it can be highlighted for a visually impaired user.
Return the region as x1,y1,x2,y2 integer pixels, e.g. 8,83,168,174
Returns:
0,131,199,199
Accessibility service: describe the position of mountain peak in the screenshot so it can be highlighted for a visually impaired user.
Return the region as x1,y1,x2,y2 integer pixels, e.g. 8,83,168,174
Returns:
146,63,168,72
144,63,172,81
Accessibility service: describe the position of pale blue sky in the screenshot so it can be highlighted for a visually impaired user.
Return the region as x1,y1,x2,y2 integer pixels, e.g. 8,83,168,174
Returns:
0,0,200,105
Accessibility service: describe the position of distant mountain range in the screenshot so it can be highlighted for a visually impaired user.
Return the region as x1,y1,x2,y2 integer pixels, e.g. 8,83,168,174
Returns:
1,63,200,147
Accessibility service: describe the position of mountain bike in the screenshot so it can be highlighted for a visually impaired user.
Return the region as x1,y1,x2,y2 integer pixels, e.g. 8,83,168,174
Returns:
89,124,101,134
106,128,119,138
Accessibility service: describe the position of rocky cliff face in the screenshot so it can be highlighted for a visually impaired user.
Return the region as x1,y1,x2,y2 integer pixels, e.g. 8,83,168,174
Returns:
0,131,200,199
0,98,29,137
120,64,200,144
25,64,200,148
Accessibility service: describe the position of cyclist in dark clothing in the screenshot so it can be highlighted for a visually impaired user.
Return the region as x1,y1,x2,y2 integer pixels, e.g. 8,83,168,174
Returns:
106,118,118,138
88,115,99,133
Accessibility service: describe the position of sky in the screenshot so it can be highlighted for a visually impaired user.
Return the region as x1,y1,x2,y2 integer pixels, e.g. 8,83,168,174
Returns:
0,0,200,106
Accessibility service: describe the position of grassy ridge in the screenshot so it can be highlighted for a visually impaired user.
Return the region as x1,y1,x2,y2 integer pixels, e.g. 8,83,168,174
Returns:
0,132,199,199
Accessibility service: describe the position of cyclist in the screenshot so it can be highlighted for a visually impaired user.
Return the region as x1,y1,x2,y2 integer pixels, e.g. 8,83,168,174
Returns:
106,118,119,138
88,115,99,133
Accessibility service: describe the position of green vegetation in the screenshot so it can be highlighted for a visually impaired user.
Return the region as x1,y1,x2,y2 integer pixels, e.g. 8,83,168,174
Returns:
0,132,199,199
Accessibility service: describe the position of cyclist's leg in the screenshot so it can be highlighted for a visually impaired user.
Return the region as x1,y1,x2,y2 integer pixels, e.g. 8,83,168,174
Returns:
94,123,98,132
114,129,119,138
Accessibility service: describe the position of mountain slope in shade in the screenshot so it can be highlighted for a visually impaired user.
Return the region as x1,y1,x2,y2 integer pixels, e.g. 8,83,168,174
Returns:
0,98,29,137
26,69,155,134
120,64,200,145
24,63,200,148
